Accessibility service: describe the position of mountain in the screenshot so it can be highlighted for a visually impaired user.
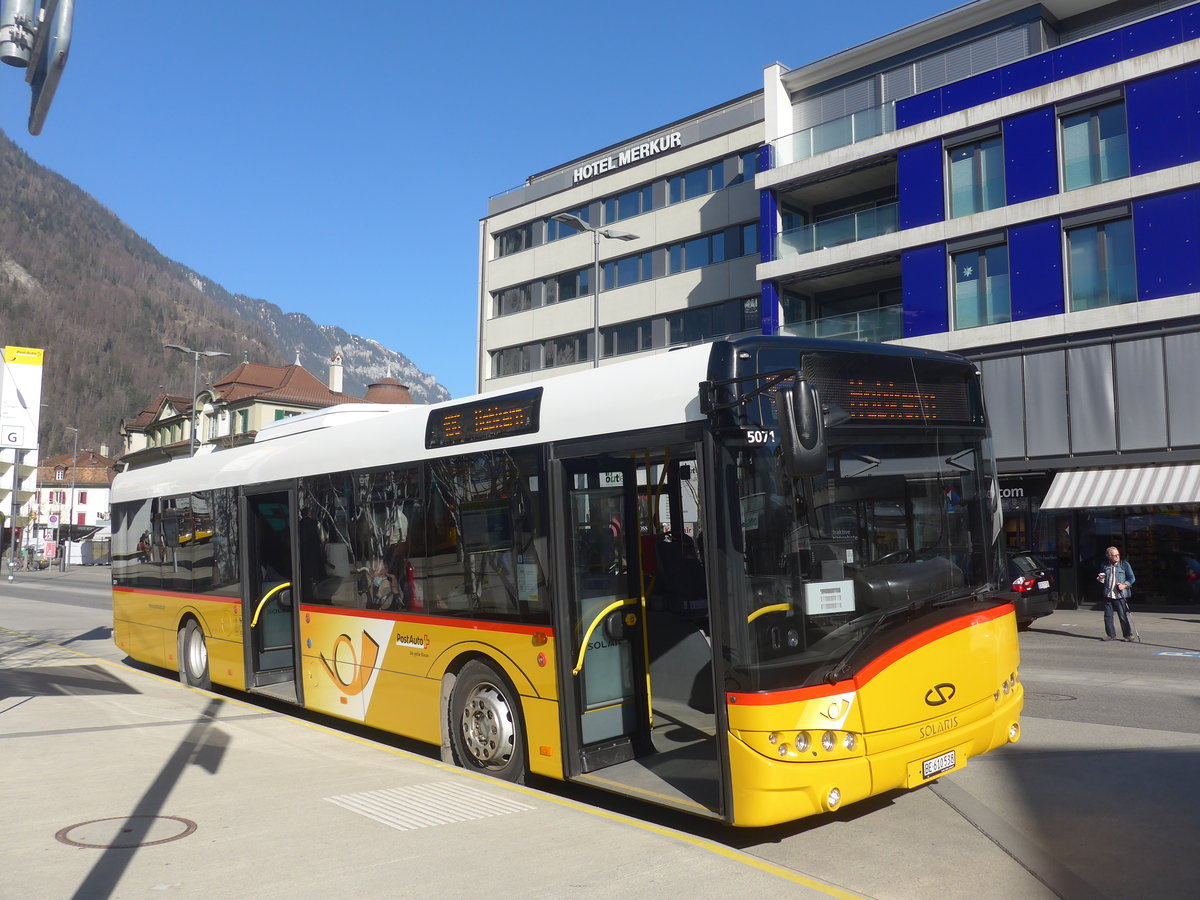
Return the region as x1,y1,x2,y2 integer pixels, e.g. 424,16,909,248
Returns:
0,129,451,459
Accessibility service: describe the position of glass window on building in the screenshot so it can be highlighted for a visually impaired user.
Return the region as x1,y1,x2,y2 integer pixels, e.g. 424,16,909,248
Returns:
952,243,1011,329
494,222,533,258
1067,217,1136,311
1062,102,1129,191
494,284,532,317
604,185,653,224
669,161,725,204
603,252,653,290
741,223,759,258
545,206,591,242
948,135,1005,218
739,148,758,184
544,333,588,368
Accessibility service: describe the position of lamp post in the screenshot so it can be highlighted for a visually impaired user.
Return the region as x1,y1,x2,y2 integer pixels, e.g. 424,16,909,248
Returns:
61,425,76,571
164,344,230,456
550,213,639,367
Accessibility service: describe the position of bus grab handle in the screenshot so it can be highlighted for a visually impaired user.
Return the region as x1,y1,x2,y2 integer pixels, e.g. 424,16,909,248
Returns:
572,597,637,676
250,582,293,628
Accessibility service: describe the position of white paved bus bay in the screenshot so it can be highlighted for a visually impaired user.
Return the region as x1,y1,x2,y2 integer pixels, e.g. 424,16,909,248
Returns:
5,573,1199,899
0,593,848,899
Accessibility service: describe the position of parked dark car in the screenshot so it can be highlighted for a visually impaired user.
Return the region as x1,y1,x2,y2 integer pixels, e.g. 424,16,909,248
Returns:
999,552,1057,628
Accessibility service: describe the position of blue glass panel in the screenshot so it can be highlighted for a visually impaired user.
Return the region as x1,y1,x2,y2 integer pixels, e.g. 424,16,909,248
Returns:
898,140,945,228
1009,219,1063,320
896,91,942,129
901,244,948,337
941,70,1002,117
1134,188,1200,300
1121,11,1183,58
1004,109,1058,204
1000,54,1054,96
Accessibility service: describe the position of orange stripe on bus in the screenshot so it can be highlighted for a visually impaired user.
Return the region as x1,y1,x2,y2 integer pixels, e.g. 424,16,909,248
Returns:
726,602,1014,707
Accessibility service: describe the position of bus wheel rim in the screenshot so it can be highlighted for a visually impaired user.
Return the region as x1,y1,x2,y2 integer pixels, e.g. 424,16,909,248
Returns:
187,628,207,679
460,683,514,767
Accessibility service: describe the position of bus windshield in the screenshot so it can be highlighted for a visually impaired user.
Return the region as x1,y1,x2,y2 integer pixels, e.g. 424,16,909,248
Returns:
723,350,1003,692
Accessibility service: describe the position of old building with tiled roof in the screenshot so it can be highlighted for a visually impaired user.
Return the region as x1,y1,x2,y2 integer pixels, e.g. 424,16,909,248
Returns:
28,447,119,557
118,352,415,470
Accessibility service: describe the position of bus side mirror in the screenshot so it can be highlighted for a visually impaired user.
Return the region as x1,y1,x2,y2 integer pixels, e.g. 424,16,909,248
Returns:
775,379,827,478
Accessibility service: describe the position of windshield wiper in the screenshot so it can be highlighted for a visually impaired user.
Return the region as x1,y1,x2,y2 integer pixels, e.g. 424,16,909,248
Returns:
824,585,994,684
825,599,925,684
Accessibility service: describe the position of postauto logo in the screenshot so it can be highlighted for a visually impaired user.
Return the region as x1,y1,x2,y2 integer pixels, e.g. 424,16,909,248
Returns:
924,682,957,706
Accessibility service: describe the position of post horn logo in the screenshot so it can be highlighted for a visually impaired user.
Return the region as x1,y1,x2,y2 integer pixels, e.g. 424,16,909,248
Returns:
924,682,957,706
319,630,380,697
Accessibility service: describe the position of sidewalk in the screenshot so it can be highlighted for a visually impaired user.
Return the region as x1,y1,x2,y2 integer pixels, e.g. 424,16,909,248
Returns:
0,595,854,899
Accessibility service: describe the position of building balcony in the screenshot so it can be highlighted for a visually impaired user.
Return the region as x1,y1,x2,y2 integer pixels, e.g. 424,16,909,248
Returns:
781,304,902,344
771,103,896,167
776,203,899,260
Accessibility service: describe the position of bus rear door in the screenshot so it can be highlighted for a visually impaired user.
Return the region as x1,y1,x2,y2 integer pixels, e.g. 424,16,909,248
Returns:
241,487,301,702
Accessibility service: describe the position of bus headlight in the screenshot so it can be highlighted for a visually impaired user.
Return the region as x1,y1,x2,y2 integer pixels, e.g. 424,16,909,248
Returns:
795,732,810,753
821,731,836,752
843,733,857,752
826,788,842,809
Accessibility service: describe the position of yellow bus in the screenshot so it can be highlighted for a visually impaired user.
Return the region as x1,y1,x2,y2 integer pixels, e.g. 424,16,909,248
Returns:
111,336,1022,827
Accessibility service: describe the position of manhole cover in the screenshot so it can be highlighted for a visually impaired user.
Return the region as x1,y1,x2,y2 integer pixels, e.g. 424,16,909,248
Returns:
56,816,197,849
1025,691,1077,702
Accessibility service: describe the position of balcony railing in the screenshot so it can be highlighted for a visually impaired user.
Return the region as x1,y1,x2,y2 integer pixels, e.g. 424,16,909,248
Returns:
772,103,897,167
776,203,899,260
781,305,903,344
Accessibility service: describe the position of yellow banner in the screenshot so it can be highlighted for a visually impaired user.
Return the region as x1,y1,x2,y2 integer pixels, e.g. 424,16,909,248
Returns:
4,347,45,365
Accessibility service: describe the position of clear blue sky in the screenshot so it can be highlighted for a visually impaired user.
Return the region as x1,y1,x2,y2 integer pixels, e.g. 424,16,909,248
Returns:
0,0,958,399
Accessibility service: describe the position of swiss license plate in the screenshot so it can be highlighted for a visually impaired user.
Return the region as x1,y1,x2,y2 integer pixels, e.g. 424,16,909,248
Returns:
922,750,956,779
1037,580,1050,590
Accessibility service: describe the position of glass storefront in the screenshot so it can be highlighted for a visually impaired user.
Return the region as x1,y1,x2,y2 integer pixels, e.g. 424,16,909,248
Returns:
1076,507,1200,605
1002,474,1200,606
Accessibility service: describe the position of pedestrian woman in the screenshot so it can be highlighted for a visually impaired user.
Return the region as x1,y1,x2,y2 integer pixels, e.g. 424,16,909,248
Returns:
1097,546,1135,641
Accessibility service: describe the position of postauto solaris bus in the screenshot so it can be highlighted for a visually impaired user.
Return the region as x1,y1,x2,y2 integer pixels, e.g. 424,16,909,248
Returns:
111,336,1021,827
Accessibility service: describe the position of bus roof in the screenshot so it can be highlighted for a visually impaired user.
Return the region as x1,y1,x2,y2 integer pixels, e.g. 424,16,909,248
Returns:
111,337,976,503
112,342,716,502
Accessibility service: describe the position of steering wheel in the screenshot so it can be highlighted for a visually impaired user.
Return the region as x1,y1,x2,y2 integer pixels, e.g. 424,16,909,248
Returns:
874,549,915,565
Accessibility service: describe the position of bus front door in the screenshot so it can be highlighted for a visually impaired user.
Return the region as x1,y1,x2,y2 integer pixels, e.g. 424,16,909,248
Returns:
563,458,648,771
561,450,723,819
242,488,300,701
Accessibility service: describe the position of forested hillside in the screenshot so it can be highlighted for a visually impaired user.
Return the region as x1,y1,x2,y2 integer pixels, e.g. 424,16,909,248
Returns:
0,130,448,457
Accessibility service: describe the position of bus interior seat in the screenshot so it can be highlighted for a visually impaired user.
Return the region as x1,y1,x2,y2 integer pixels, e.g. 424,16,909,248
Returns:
650,534,706,618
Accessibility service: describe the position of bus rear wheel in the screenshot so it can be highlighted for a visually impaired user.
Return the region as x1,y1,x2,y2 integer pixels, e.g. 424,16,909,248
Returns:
178,620,211,690
449,660,526,783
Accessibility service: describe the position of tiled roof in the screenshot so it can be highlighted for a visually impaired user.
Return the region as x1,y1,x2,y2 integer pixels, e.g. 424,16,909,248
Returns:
213,363,364,408
123,394,191,429
38,449,119,486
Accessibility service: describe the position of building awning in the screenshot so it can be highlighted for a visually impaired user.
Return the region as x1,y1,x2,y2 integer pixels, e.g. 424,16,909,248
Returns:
1040,464,1200,510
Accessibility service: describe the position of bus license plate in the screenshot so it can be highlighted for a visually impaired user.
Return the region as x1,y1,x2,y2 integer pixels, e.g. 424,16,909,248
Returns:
922,750,956,779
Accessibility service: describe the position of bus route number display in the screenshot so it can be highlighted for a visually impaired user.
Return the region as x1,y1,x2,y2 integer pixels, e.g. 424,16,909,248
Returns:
426,388,542,449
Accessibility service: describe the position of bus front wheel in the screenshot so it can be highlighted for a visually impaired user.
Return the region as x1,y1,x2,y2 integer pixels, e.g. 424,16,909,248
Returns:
449,660,526,783
178,620,211,690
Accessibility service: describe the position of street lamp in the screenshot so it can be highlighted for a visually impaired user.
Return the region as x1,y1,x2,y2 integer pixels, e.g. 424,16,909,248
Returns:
61,425,76,571
550,213,639,367
164,344,230,456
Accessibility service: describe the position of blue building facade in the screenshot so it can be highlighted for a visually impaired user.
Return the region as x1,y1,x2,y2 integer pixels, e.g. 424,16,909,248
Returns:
479,0,1200,605
759,0,1200,606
